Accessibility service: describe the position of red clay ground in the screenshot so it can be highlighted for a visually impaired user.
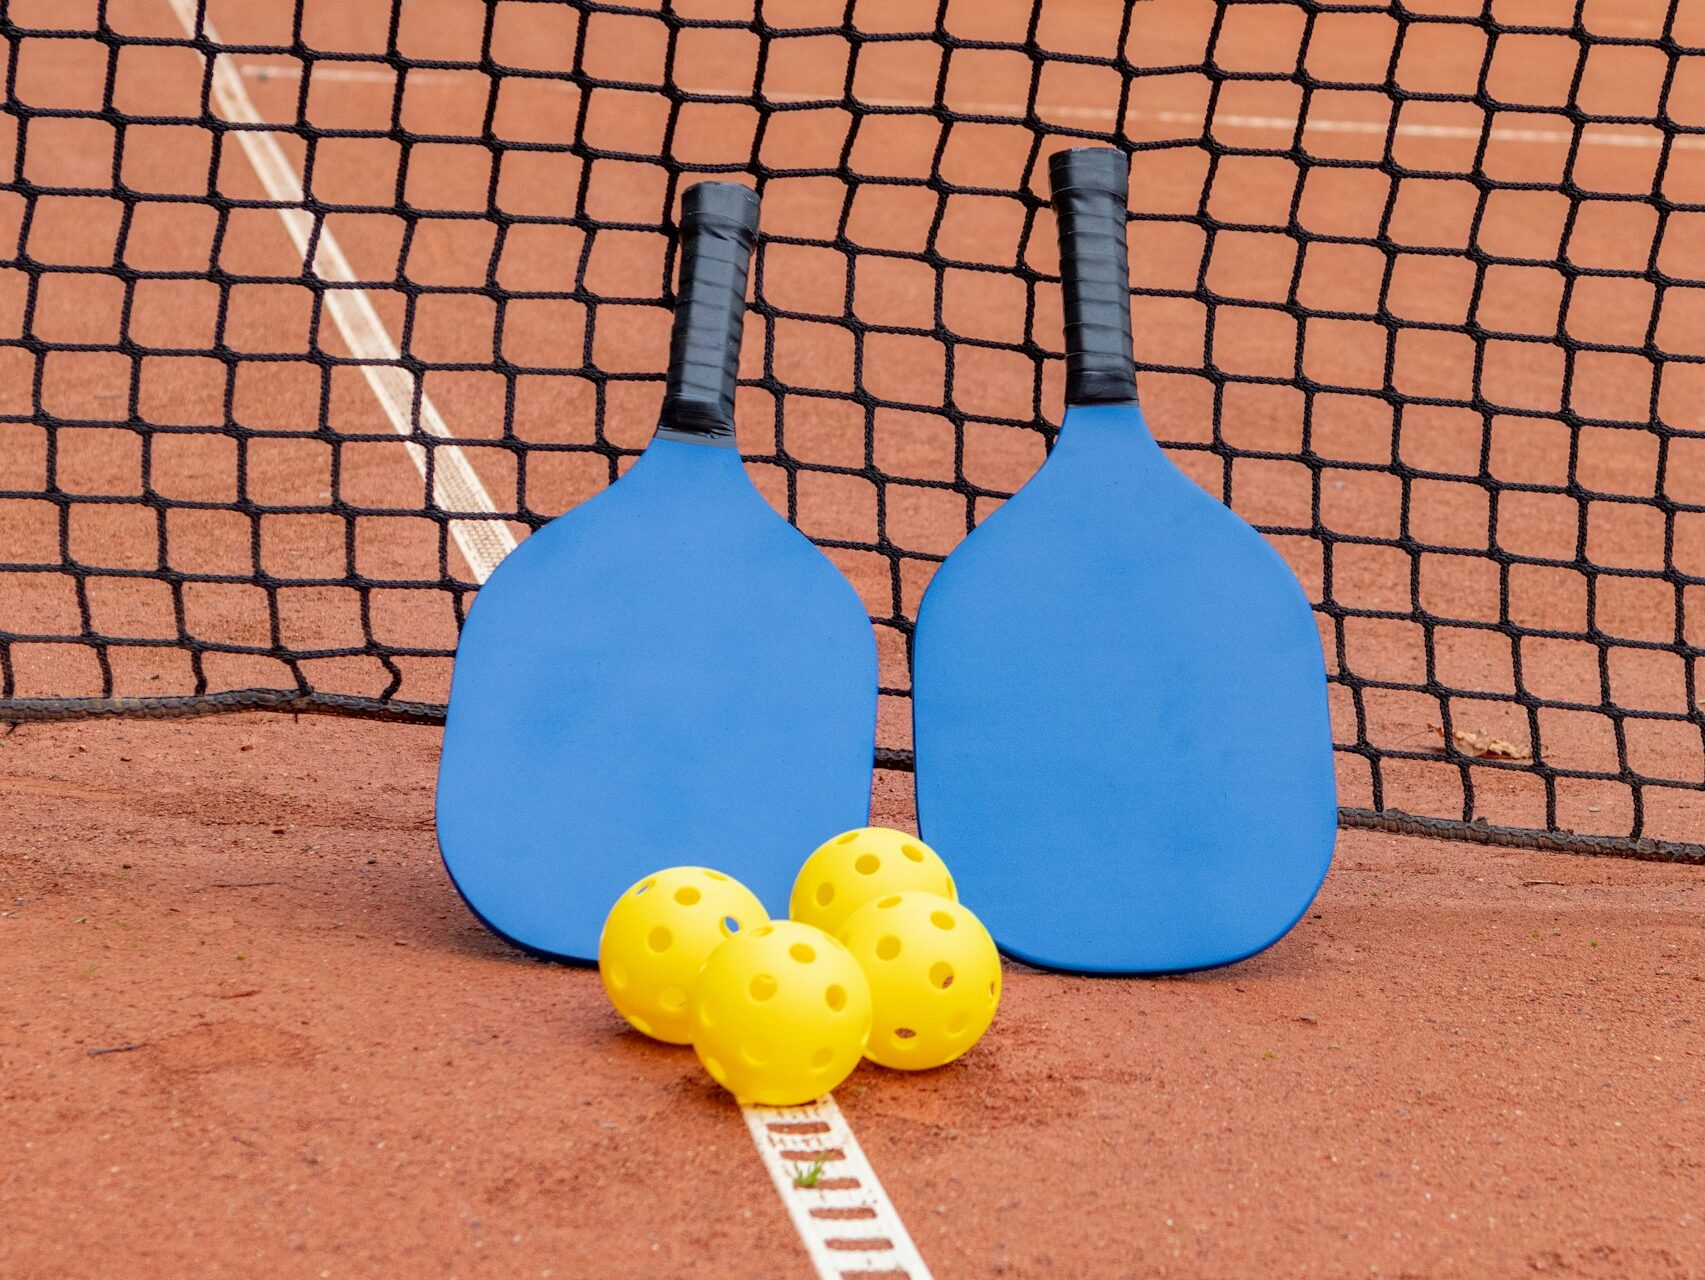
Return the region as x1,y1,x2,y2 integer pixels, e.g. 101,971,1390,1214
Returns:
2,712,1700,1279
4,4,1705,1277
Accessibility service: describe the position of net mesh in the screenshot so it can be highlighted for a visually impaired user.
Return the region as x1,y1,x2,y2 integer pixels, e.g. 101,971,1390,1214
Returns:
4,0,1705,861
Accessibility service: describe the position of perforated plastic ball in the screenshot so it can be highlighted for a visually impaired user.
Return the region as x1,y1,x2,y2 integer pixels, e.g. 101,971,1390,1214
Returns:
789,827,956,937
837,891,1001,1070
690,919,873,1106
598,867,768,1045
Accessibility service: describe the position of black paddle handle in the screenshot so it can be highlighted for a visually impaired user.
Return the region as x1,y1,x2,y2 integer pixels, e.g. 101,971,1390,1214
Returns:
1049,147,1137,405
660,182,761,439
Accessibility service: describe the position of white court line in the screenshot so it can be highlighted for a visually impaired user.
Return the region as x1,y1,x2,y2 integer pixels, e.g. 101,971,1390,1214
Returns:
172,4,517,582
242,63,1705,152
1166,108,1705,152
196,14,931,1279
745,1098,933,1280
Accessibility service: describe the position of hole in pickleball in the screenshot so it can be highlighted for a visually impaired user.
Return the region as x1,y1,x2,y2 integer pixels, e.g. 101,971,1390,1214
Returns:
675,886,701,906
634,879,654,895
789,943,816,964
815,881,834,907
854,854,880,875
605,961,628,990
629,1014,653,1036
944,875,956,897
703,870,728,881
875,936,901,961
720,916,740,936
825,984,847,1011
901,842,924,862
703,1054,727,1083
750,973,778,1001
698,997,718,1027
931,910,956,931
989,980,998,1002
752,924,775,938
743,1038,772,1066
658,986,687,1013
947,1011,968,1036
876,895,901,909
648,926,672,952
810,1046,834,1069
892,1027,916,1043
930,962,954,989
835,831,858,845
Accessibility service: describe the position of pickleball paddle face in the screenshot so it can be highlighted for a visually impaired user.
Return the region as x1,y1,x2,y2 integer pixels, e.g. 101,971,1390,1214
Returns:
436,183,876,961
911,148,1336,975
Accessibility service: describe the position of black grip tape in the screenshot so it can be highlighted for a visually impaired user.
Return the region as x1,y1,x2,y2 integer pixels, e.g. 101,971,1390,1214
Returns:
660,182,760,438
1049,147,1137,404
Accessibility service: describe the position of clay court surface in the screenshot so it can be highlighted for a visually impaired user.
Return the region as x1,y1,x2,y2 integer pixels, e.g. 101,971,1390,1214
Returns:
2,713,1701,1278
4,0,1705,1275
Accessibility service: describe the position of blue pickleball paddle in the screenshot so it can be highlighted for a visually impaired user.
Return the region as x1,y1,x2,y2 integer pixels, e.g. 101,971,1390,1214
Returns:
436,183,876,961
912,148,1336,974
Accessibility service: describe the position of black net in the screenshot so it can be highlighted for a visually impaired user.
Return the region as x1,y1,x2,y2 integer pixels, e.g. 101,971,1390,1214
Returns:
3,0,1705,862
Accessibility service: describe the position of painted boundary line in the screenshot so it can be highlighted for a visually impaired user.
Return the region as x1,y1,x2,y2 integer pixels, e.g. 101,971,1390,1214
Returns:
242,63,1705,154
745,1097,933,1280
170,0,517,583
175,9,928,1277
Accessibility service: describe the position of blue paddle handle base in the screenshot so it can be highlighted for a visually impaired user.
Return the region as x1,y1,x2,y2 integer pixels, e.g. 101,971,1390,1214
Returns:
1049,147,1137,405
660,182,760,440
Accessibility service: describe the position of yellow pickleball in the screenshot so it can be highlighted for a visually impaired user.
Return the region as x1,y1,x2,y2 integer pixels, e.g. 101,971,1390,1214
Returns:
598,867,768,1044
690,920,873,1106
789,827,956,936
837,891,1000,1070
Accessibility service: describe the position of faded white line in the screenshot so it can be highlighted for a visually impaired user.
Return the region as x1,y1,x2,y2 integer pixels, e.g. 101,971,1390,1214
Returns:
176,10,517,581
240,62,1705,152
1166,108,1705,152
745,1097,933,1280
